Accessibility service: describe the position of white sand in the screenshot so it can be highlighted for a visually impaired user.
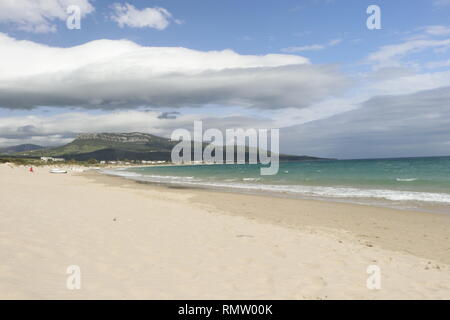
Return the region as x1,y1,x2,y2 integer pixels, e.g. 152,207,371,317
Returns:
0,163,449,299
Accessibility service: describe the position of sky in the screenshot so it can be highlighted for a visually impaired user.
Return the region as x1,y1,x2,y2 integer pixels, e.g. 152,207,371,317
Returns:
0,0,449,159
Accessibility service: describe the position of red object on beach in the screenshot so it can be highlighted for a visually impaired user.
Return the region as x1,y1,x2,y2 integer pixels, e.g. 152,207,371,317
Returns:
29,167,34,173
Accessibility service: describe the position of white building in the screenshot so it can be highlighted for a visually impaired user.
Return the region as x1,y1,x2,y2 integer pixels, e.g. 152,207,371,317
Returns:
41,157,65,162
141,160,167,164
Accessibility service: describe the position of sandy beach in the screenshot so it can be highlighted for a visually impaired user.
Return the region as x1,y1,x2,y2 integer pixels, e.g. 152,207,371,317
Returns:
1,163,450,299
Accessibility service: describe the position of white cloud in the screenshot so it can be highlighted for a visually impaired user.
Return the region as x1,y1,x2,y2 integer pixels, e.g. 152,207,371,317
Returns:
282,86,450,159
282,38,342,53
0,33,349,110
434,0,450,6
0,0,94,33
367,38,450,69
111,3,174,30
426,59,450,69
422,25,450,36
0,110,275,147
282,44,325,53
368,69,450,96
328,38,342,46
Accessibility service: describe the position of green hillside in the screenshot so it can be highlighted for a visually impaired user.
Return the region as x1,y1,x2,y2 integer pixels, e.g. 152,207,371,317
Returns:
17,132,329,162
0,144,45,155
23,133,175,159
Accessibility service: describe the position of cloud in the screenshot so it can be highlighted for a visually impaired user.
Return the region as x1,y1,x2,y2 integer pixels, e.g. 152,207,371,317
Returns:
111,3,174,30
426,59,450,69
282,44,325,53
0,110,173,144
0,33,349,110
158,112,180,119
281,38,342,53
0,110,274,147
0,0,94,33
367,38,450,69
368,69,450,96
434,0,450,6
365,25,450,70
328,39,342,46
282,86,450,159
422,25,450,36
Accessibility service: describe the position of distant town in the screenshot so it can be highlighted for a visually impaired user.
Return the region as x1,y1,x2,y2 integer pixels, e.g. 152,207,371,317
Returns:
39,156,168,165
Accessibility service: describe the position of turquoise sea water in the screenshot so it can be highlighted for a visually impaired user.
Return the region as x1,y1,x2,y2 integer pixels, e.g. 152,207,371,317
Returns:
104,156,450,213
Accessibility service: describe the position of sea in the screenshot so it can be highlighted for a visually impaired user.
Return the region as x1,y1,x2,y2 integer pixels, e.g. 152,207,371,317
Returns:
103,156,450,214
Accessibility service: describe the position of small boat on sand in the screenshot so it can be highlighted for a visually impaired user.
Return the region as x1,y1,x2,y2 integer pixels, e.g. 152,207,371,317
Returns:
50,168,68,174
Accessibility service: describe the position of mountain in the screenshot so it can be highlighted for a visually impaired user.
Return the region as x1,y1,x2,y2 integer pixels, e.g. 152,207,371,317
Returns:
22,133,175,161
0,144,45,155
18,132,329,162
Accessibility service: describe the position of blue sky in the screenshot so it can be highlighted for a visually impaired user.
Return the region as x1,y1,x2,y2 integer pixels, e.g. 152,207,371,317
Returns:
0,0,450,158
3,0,448,64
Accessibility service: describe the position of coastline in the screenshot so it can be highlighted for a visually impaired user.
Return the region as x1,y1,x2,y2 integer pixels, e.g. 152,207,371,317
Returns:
102,164,450,216
1,164,450,299
91,169,450,265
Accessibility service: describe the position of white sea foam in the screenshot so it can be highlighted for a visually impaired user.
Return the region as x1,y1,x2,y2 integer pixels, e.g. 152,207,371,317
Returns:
396,178,418,182
103,170,203,183
101,169,142,178
103,170,450,204
194,182,450,203
242,178,261,182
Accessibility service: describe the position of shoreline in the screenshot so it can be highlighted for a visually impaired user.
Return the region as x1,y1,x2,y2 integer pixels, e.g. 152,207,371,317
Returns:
1,163,450,299
101,166,450,216
90,170,450,265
